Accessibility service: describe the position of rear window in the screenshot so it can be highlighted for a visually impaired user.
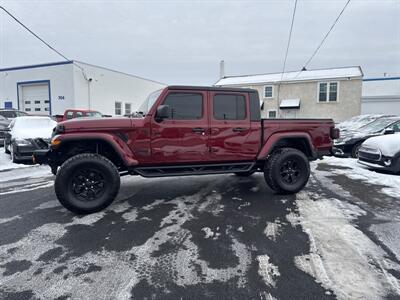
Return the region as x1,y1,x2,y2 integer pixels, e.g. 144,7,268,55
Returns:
213,94,246,120
249,92,261,121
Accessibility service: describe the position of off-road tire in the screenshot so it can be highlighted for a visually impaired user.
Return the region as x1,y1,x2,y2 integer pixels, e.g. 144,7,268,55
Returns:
55,153,120,214
264,147,310,194
234,170,256,177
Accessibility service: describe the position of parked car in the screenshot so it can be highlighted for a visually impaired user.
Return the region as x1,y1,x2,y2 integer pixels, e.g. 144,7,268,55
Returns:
337,114,394,134
334,116,400,158
0,115,12,147
33,86,338,214
54,109,103,122
358,133,400,173
0,109,29,119
4,116,57,163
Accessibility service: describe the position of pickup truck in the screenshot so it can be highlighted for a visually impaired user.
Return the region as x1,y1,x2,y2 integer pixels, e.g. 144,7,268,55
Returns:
33,86,338,214
54,109,103,122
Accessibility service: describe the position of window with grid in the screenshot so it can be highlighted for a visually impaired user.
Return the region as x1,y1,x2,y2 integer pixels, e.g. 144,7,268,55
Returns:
264,86,273,98
319,82,338,102
115,102,122,115
125,103,132,115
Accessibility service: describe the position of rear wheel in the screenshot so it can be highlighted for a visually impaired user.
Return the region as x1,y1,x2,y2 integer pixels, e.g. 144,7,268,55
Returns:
55,153,120,214
264,148,310,194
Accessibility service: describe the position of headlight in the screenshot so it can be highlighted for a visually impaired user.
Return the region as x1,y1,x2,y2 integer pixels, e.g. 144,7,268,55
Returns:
14,138,31,146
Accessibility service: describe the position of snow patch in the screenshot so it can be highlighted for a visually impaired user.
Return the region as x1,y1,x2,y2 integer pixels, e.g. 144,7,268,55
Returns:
290,191,400,299
256,254,280,287
263,219,281,241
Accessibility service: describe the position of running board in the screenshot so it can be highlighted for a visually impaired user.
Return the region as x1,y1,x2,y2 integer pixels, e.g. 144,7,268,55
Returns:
133,162,255,178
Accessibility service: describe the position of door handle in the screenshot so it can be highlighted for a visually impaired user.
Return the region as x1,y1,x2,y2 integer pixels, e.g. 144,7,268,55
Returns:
192,127,206,133
233,127,248,132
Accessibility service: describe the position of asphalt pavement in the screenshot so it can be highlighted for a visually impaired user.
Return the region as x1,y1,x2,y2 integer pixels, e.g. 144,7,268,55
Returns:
0,160,399,300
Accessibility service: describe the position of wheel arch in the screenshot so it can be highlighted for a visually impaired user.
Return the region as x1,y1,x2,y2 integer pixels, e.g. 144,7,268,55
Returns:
53,133,138,169
257,133,315,162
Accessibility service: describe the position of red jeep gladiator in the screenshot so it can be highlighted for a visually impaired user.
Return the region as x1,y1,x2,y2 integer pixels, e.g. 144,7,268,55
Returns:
33,86,338,214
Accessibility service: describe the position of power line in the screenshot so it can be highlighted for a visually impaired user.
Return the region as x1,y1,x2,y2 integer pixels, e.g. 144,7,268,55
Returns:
295,0,351,78
280,0,298,80
0,5,70,62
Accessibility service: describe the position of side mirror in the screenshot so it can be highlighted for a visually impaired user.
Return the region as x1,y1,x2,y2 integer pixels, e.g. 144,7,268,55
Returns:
384,128,395,135
155,105,170,122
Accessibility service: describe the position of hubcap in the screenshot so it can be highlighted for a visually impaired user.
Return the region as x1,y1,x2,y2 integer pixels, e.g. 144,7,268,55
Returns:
71,168,106,201
280,159,301,184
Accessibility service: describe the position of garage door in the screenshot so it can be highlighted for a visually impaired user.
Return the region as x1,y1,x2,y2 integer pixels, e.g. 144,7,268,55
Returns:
20,83,50,115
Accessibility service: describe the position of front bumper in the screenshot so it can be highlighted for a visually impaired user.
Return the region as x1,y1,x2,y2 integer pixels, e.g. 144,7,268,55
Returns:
358,154,400,173
33,149,50,164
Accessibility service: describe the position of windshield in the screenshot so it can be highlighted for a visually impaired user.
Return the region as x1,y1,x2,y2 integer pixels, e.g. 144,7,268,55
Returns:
14,117,57,130
136,89,163,116
360,118,398,133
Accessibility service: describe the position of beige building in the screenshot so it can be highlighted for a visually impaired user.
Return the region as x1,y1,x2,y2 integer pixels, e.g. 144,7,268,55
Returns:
214,66,363,122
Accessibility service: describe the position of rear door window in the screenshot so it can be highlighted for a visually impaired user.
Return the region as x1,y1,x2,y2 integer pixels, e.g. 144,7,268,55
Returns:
163,93,203,120
213,94,246,120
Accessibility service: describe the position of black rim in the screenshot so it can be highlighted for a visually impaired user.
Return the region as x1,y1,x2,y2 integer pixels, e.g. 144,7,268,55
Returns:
70,168,106,201
280,159,301,185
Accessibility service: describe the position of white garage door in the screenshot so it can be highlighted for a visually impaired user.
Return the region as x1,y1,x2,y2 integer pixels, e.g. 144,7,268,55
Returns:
20,83,50,115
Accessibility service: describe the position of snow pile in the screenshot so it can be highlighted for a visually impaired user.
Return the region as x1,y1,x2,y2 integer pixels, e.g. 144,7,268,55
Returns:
263,219,282,241
0,151,31,171
319,157,400,198
361,133,400,156
337,114,385,132
291,191,400,299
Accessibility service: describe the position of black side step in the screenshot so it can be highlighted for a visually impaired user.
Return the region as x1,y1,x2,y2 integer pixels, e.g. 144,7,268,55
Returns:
133,162,255,178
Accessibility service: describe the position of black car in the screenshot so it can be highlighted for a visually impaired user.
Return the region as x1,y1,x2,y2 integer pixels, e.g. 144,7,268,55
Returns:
0,109,29,119
333,117,400,158
0,115,11,147
4,116,56,163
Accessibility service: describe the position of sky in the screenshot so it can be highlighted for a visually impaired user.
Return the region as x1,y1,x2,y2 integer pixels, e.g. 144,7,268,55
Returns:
0,0,399,85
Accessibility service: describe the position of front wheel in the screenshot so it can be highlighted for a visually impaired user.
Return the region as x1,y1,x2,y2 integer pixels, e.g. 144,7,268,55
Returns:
55,153,120,214
264,148,310,194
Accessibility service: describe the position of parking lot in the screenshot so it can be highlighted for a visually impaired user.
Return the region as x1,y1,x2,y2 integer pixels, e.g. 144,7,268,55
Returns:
0,153,399,300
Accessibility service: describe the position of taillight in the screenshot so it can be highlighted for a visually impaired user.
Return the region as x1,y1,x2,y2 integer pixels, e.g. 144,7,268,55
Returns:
331,128,340,139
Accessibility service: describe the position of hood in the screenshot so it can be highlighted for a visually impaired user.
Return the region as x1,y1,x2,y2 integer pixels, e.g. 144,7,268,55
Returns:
362,133,400,157
60,117,145,132
12,126,55,140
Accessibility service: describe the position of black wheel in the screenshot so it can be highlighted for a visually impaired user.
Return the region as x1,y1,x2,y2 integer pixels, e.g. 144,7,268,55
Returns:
4,142,10,154
10,144,21,163
351,142,362,158
264,148,310,194
234,170,256,177
55,153,120,214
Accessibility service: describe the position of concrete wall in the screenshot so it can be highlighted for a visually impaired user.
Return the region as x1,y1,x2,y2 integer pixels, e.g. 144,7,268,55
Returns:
0,63,75,115
224,78,362,122
73,62,166,116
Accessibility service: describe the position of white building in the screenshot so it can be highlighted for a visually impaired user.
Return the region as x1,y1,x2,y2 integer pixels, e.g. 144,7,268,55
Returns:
361,77,400,115
215,66,363,122
0,61,166,116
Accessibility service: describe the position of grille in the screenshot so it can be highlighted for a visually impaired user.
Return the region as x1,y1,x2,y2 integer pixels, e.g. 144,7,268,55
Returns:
359,150,380,162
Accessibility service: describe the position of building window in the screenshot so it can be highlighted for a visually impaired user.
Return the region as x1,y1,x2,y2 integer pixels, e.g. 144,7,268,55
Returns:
213,94,246,120
35,108,41,111
268,110,277,119
319,82,338,102
34,100,41,104
45,107,49,111
115,102,122,115
44,100,50,104
163,93,203,120
125,103,132,115
264,86,274,98
24,101,31,105
25,108,31,112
